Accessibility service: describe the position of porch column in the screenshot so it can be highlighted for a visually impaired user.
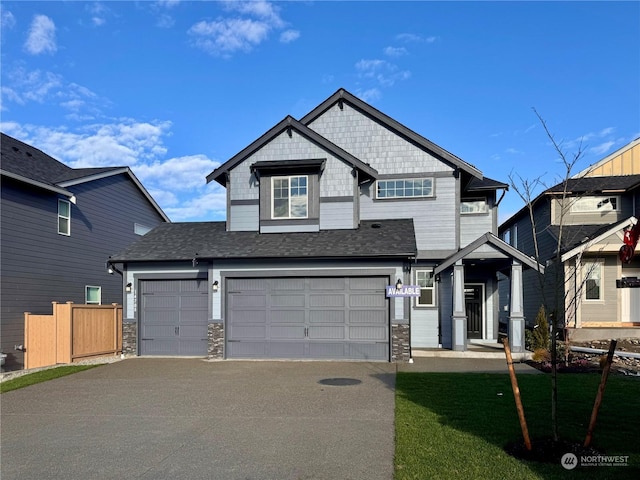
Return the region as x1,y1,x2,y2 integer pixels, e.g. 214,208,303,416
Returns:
452,260,467,351
509,260,525,353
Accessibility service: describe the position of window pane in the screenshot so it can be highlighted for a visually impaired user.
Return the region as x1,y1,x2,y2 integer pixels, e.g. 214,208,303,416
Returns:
585,263,601,300
58,200,69,216
86,286,101,304
290,197,307,217
273,198,288,218
58,217,69,235
419,289,433,305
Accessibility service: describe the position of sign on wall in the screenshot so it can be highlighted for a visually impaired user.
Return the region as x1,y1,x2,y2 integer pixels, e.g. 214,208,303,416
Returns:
386,285,421,297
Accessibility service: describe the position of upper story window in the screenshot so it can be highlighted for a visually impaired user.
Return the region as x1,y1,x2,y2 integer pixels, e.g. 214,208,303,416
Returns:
461,199,488,214
272,175,308,219
58,199,70,235
416,269,436,307
134,223,152,235
377,178,433,199
571,196,619,213
85,286,101,305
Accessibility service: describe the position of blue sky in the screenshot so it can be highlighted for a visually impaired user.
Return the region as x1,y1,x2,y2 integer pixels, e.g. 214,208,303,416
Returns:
1,1,639,223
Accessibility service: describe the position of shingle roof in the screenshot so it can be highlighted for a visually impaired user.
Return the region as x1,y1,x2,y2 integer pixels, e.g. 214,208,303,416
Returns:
109,219,417,262
466,176,508,192
545,175,640,194
1,132,123,187
547,223,626,254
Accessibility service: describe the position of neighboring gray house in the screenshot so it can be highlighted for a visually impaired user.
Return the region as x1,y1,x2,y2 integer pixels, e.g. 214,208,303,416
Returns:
499,137,640,341
110,89,542,362
0,132,169,370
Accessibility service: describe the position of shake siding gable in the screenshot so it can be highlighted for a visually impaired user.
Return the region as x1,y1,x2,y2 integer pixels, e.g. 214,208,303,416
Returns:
308,103,453,175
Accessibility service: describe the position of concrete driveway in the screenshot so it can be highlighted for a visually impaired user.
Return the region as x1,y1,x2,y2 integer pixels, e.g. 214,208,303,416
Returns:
1,359,396,480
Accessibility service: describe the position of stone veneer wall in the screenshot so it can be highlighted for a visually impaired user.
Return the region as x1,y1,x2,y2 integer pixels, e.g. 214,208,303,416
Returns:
122,322,137,356
391,324,411,363
208,323,224,359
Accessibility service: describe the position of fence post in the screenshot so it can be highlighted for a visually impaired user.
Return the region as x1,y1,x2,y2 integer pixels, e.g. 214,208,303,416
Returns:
24,312,30,369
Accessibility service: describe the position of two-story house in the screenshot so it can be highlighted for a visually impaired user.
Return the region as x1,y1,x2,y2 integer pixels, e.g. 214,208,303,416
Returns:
499,137,640,342
109,89,542,362
0,132,169,370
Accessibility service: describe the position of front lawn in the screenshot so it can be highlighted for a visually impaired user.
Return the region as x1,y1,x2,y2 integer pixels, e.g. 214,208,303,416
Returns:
0,364,100,393
395,373,640,479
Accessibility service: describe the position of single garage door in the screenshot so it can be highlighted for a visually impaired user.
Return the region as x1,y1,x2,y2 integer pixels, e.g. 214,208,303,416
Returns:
139,279,209,356
227,276,389,360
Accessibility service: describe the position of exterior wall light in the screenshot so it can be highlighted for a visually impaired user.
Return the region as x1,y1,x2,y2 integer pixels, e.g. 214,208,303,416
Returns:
212,280,219,292
396,279,403,289
125,282,132,293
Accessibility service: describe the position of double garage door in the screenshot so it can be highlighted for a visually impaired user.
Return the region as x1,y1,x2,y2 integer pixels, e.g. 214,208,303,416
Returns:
226,276,390,360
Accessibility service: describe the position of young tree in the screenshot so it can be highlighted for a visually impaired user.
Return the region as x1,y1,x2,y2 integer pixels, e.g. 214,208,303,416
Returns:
508,108,587,442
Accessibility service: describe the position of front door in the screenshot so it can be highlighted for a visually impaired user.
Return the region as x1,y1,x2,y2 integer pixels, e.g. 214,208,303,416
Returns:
465,284,484,339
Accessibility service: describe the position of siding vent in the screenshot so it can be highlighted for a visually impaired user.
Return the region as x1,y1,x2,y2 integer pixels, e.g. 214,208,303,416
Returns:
371,223,382,229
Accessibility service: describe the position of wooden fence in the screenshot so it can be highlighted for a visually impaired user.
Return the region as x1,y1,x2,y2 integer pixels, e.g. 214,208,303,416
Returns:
24,302,122,370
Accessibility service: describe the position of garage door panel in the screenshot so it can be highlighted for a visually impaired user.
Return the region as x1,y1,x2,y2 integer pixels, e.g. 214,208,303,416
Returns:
270,326,305,339
178,324,207,337
309,310,345,323
349,343,387,360
350,326,387,340
350,294,385,307
309,326,344,339
309,278,345,290
141,339,177,355
271,294,306,307
230,295,266,308
310,294,345,307
269,342,306,357
229,325,266,339
309,342,346,357
143,296,179,309
350,310,387,324
349,277,386,290
180,295,208,308
271,278,305,290
271,310,305,323
142,311,177,325
229,311,267,323
228,341,268,357
229,279,268,291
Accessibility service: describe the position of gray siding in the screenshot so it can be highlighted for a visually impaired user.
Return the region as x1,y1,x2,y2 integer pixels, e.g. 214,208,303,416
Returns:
0,174,166,369
319,200,355,230
579,256,619,324
360,176,457,254
552,195,632,226
228,204,259,231
439,270,453,349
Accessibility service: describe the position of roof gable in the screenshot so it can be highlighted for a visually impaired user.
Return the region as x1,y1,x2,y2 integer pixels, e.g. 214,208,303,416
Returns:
300,88,483,179
206,115,378,186
434,232,544,275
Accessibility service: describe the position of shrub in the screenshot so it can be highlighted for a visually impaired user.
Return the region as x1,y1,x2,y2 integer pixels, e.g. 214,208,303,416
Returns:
531,305,550,350
532,348,551,362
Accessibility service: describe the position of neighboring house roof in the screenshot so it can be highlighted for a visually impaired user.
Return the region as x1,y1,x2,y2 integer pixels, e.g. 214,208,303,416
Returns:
547,223,621,254
300,88,484,180
434,232,544,275
109,219,417,262
573,137,640,178
1,132,170,222
545,174,640,194
500,174,640,230
559,217,636,262
206,115,379,186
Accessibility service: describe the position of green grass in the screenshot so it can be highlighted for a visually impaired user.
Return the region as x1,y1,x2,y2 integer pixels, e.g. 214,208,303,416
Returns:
0,364,101,393
395,373,640,480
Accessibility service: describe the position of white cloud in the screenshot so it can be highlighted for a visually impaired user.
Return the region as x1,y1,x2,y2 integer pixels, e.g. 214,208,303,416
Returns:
280,29,299,43
1,8,16,30
356,88,382,103
25,14,57,55
156,0,181,8
134,154,220,191
156,13,175,29
0,120,227,221
396,33,438,44
384,46,407,57
355,59,411,87
188,0,294,56
189,18,271,56
589,141,616,156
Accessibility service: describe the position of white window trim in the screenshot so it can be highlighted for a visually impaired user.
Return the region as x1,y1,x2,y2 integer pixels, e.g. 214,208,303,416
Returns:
376,178,434,199
583,259,604,302
415,269,436,307
58,199,71,236
85,286,102,305
271,175,309,219
134,223,152,235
